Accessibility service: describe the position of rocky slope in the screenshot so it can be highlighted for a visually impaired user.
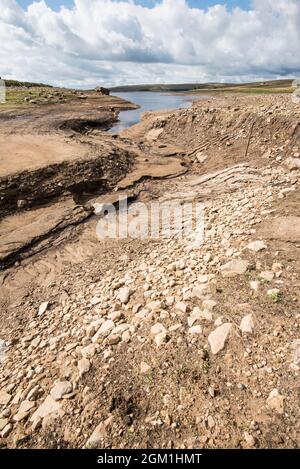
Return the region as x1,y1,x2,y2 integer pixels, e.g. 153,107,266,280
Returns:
0,93,299,449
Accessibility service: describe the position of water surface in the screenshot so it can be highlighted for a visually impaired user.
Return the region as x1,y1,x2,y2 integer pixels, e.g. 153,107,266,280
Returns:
109,91,196,133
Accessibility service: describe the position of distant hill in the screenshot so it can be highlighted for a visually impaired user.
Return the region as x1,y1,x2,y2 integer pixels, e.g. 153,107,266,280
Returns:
4,79,52,88
110,79,293,93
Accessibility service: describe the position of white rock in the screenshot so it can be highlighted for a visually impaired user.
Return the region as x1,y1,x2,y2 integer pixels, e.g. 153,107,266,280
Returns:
250,281,260,291
221,259,249,277
50,380,72,401
90,297,102,306
259,271,275,282
81,343,97,358
0,423,12,438
78,358,91,377
246,241,267,252
0,418,8,431
188,325,202,335
0,390,12,405
117,287,132,304
38,302,49,317
266,389,284,414
240,314,254,334
192,284,210,299
208,323,232,355
92,320,115,342
30,395,64,422
86,418,112,448
140,362,151,374
147,300,162,311
202,300,217,311
154,332,167,347
175,302,188,313
0,339,6,364
286,157,300,171
151,323,166,336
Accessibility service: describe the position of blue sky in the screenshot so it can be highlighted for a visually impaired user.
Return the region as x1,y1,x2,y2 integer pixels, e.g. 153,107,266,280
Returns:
17,0,252,11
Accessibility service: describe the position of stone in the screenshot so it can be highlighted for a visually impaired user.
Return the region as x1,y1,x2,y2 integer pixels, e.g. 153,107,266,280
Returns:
151,323,166,336
86,417,112,448
202,300,217,311
286,157,300,171
0,339,6,364
50,380,73,401
81,343,97,358
208,323,232,355
92,320,114,342
78,358,91,377
246,241,267,252
107,335,121,346
221,259,249,277
250,281,260,291
192,284,210,299
140,362,151,374
266,389,284,414
0,390,12,405
244,432,256,448
30,395,64,422
0,423,12,438
38,302,49,316
0,418,8,431
13,400,35,422
117,287,132,304
188,325,202,335
90,297,102,306
154,332,168,347
175,302,188,313
147,300,162,311
240,314,254,334
259,271,274,282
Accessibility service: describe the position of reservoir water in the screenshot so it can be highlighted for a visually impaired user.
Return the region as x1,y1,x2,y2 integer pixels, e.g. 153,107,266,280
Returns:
109,91,196,133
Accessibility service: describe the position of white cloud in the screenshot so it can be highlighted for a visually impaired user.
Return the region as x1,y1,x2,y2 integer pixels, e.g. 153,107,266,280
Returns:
0,0,299,87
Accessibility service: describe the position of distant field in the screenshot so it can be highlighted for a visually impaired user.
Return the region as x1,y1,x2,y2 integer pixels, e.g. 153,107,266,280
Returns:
110,79,294,94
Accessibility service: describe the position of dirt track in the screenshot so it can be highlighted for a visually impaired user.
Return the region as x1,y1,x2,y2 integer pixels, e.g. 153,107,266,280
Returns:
0,90,299,449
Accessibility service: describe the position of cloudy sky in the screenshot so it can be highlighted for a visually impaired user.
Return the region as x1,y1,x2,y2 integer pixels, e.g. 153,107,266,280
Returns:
0,0,299,88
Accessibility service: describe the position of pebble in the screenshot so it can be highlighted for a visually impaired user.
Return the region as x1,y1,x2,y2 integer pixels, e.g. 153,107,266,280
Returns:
266,389,285,414
78,358,91,377
117,287,132,304
38,302,49,317
208,323,232,354
221,259,249,277
50,380,73,401
240,314,254,334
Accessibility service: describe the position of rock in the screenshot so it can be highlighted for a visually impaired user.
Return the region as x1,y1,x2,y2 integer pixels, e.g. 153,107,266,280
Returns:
221,259,249,277
244,432,256,448
175,302,188,313
92,320,115,342
86,417,112,448
30,395,64,422
81,343,97,358
151,323,166,336
240,314,254,334
259,271,274,282
286,157,300,171
154,332,168,347
188,325,202,335
207,415,215,429
0,418,8,431
78,358,91,377
250,281,260,291
192,284,210,299
38,302,49,317
147,300,162,311
266,389,285,414
50,380,73,401
0,390,12,405
90,297,101,306
13,400,35,422
140,362,151,374
0,339,6,363
0,423,12,438
202,300,217,311
117,287,132,304
208,323,232,355
107,334,121,346
246,241,267,252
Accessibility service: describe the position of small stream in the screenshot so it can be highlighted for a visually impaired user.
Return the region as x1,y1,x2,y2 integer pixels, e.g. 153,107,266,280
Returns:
108,91,199,133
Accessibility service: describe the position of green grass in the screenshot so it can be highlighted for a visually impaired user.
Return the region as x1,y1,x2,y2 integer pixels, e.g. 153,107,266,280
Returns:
0,87,76,109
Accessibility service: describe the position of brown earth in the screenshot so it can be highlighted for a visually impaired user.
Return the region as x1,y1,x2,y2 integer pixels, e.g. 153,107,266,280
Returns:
0,89,299,449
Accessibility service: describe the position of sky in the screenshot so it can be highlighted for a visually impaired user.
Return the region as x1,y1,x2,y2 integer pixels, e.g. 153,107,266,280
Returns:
1,0,300,88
